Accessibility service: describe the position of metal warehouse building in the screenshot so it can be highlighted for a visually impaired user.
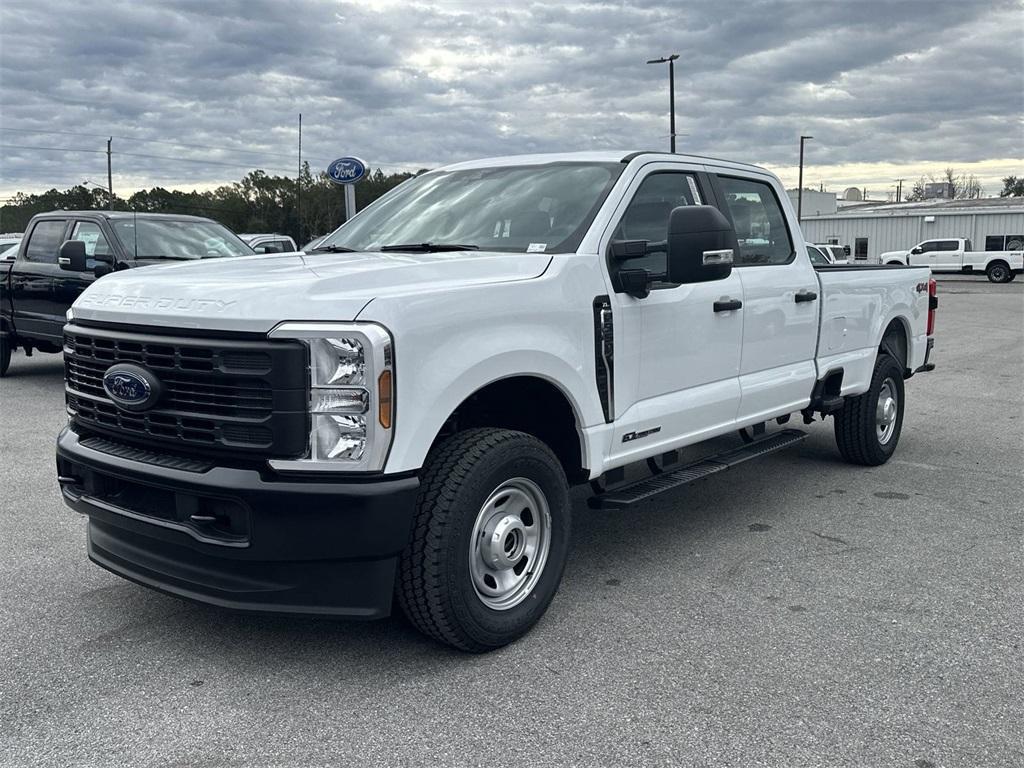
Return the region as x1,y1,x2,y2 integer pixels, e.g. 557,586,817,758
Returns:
800,197,1024,263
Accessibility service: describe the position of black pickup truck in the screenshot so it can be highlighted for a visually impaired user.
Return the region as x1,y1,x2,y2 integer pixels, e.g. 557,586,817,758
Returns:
1,211,255,376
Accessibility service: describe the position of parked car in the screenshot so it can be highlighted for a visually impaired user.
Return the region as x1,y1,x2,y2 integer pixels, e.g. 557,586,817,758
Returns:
55,151,937,651
815,243,849,264
0,244,19,262
302,234,328,252
806,244,832,265
0,233,23,252
880,237,1022,282
239,233,298,253
1,211,254,376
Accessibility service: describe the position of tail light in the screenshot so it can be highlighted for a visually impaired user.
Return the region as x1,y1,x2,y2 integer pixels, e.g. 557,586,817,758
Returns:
927,278,938,336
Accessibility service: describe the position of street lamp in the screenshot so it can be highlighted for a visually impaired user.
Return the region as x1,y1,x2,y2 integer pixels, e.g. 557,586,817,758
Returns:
797,135,813,221
82,180,110,209
647,54,680,153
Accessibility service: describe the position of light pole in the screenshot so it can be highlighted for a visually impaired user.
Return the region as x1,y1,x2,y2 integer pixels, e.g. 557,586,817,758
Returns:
647,54,680,153
797,135,813,221
82,179,110,208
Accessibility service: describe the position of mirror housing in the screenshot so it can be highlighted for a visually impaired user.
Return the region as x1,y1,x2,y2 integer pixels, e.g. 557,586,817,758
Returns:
58,240,88,272
666,205,738,284
910,246,922,255
609,239,648,261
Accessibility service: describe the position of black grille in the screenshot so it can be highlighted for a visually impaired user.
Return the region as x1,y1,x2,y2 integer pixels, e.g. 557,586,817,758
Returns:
64,323,308,458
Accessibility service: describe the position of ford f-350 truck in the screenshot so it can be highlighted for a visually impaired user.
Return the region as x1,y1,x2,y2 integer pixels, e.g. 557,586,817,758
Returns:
880,237,1022,282
55,151,937,651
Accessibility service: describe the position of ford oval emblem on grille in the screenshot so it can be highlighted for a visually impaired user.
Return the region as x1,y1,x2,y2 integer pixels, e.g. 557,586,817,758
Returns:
102,364,162,412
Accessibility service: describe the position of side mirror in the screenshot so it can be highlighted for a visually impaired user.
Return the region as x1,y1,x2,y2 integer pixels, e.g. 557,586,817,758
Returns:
58,240,88,272
609,240,648,261
666,205,738,284
910,247,922,255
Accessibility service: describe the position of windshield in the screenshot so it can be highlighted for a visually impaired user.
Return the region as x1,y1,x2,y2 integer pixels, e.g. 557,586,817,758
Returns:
317,162,623,254
111,219,254,259
806,246,829,265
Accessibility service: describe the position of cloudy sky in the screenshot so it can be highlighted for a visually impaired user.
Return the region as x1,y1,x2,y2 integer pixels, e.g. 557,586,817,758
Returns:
1,0,1021,201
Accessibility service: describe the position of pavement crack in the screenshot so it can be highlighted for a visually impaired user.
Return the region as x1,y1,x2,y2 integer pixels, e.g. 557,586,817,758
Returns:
810,530,848,546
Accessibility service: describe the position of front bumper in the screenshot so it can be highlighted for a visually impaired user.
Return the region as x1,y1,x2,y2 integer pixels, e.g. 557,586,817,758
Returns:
56,427,419,618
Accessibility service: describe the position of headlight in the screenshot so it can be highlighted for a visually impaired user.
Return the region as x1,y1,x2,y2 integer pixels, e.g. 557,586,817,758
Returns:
267,322,394,472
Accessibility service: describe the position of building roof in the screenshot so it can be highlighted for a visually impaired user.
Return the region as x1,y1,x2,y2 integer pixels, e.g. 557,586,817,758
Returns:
804,196,1024,219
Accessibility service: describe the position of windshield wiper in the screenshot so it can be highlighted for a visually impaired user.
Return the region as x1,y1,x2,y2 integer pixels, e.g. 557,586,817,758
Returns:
379,242,479,252
309,244,356,253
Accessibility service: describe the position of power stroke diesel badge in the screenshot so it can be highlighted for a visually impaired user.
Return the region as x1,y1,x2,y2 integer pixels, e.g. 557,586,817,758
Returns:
102,364,162,412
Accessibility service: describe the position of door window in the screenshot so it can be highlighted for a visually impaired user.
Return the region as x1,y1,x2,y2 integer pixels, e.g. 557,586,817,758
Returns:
918,241,938,252
71,221,113,267
716,176,793,266
23,220,67,263
938,240,960,251
610,172,703,276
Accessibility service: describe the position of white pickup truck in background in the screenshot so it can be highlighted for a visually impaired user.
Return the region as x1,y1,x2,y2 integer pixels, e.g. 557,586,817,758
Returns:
880,237,1022,282
56,150,938,651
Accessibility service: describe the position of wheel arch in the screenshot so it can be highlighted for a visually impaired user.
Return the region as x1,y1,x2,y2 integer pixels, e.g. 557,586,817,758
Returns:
880,315,911,376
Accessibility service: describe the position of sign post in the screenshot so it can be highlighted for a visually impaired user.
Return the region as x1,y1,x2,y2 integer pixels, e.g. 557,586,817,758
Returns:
326,157,368,223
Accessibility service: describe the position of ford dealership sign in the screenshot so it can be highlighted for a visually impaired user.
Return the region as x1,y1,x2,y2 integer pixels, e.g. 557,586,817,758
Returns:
326,157,367,185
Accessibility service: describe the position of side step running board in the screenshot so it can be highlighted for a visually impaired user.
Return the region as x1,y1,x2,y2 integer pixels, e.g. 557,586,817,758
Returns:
588,429,807,510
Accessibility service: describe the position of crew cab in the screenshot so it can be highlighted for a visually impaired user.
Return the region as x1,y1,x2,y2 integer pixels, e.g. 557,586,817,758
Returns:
880,237,1022,282
54,151,938,652
238,233,299,254
1,211,254,376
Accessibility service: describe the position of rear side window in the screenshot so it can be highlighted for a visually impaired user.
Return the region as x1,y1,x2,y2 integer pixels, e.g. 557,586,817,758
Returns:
23,220,67,263
939,240,960,251
716,176,793,266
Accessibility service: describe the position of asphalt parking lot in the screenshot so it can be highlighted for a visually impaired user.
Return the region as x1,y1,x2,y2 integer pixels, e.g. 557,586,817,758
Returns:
1,275,1021,768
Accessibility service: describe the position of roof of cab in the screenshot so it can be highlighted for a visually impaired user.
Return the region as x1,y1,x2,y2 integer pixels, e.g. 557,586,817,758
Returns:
31,210,215,222
438,150,769,175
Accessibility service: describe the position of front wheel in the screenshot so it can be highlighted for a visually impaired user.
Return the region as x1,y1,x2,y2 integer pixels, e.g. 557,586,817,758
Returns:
397,428,571,652
0,336,10,377
986,261,1011,283
834,354,905,466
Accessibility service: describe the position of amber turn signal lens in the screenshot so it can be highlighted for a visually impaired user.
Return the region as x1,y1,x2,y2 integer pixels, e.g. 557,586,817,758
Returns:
377,370,393,429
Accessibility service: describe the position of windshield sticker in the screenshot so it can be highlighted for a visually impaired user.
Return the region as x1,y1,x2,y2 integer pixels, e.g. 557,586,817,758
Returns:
527,243,547,253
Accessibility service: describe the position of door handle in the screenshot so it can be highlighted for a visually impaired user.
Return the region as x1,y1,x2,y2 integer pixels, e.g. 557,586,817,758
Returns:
795,289,818,303
713,298,742,312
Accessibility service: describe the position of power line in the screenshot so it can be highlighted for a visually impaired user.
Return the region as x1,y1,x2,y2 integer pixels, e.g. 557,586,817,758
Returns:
0,143,297,174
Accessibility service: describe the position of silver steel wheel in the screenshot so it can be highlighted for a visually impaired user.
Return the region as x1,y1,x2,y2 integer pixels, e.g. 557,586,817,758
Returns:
469,477,551,611
876,377,898,445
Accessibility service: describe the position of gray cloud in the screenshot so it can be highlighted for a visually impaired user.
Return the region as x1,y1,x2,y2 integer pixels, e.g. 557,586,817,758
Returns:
1,0,1021,197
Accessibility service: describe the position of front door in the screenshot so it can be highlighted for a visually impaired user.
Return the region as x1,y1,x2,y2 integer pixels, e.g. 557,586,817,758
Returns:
909,240,939,268
51,220,113,319
602,163,744,467
8,218,69,344
712,174,820,424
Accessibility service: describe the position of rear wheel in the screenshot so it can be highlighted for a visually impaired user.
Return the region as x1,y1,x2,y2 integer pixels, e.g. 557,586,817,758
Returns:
986,261,1011,283
397,428,571,652
834,354,905,466
0,336,10,377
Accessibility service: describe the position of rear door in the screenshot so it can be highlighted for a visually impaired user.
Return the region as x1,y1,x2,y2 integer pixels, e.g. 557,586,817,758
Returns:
712,173,819,424
932,239,963,270
8,218,69,343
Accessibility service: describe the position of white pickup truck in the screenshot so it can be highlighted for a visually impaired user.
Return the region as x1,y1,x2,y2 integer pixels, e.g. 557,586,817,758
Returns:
880,237,1022,282
55,151,937,651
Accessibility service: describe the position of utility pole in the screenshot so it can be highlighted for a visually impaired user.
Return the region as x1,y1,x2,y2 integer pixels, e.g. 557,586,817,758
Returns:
647,54,680,152
106,137,113,210
797,135,813,221
894,178,904,203
297,113,302,244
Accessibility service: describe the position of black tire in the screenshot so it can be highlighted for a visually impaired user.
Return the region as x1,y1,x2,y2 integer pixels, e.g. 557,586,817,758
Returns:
1006,272,1017,283
834,354,905,466
986,261,1011,283
397,428,571,652
0,336,10,377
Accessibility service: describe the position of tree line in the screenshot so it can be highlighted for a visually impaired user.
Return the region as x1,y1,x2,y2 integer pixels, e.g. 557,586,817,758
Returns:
0,163,421,243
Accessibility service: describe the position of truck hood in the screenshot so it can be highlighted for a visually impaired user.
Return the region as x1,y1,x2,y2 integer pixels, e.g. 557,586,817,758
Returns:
72,250,552,333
